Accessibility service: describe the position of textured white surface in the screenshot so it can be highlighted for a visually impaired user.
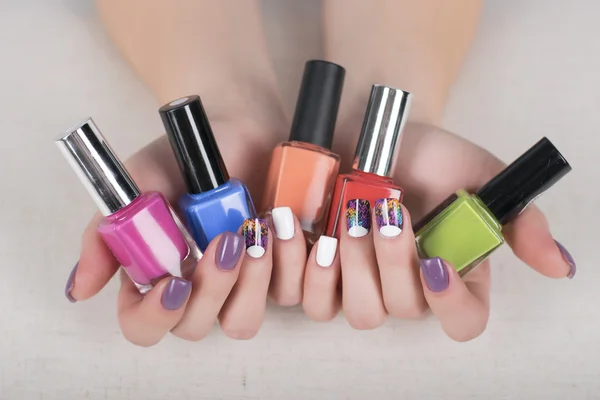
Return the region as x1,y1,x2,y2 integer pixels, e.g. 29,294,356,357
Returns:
0,0,598,399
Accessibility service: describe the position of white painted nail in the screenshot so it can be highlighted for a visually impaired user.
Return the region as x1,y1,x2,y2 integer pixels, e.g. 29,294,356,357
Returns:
316,236,337,267
348,226,369,238
271,207,295,240
379,225,402,237
246,245,266,258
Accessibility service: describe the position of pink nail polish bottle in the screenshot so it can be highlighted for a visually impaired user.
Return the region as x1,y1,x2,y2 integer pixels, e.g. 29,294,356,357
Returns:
56,118,202,293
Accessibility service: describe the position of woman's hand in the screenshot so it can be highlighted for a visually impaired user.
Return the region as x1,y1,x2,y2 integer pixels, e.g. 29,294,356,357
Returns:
66,119,286,345
302,122,576,341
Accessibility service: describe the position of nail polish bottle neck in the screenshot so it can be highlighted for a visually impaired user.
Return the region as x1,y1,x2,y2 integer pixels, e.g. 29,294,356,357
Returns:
104,192,151,222
349,169,395,184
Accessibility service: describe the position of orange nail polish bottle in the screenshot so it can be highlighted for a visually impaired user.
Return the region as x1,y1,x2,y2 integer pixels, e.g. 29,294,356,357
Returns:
262,60,345,244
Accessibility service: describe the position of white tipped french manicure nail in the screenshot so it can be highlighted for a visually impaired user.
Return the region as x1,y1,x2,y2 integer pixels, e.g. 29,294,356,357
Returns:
316,236,337,267
272,207,295,240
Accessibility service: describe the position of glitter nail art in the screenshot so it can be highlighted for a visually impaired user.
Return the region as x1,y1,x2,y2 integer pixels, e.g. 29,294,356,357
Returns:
346,199,371,238
242,218,269,258
374,198,403,237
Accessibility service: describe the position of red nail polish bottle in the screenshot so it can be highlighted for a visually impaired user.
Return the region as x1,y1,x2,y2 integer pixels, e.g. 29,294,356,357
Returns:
325,85,412,238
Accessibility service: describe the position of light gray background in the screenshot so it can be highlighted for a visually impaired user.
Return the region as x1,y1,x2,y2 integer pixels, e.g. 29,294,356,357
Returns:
0,1,598,399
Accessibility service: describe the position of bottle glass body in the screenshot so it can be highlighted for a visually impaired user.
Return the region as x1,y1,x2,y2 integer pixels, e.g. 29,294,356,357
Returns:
414,189,504,276
325,170,403,238
97,192,199,293
262,141,340,244
179,178,256,251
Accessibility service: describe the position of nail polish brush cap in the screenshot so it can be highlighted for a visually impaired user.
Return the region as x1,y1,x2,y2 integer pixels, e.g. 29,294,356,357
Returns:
159,95,229,194
476,137,571,225
352,85,412,177
288,60,345,149
55,118,141,216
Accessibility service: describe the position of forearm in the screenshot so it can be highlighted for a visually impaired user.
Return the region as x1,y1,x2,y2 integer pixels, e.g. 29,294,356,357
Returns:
324,0,482,126
96,0,286,132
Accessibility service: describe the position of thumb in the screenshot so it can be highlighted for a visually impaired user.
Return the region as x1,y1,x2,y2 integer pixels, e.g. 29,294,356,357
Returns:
472,147,575,280
503,204,575,279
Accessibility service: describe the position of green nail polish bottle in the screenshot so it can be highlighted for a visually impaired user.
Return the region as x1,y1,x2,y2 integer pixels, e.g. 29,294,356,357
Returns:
414,137,571,276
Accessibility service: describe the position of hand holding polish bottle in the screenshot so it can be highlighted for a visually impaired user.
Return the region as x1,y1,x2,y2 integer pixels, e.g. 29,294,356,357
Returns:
58,117,274,346
56,119,202,294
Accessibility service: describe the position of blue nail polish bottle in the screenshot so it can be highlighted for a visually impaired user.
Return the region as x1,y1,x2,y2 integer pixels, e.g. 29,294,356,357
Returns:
159,95,256,251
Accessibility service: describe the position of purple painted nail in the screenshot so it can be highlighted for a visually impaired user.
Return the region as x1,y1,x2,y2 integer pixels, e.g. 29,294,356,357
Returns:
215,231,245,271
555,240,576,279
161,278,192,311
65,263,78,303
420,257,449,292
374,198,403,237
242,218,269,258
346,199,371,238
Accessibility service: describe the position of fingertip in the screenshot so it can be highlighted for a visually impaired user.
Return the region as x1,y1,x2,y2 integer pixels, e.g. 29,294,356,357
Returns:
419,257,451,293
372,198,406,239
271,206,295,241
65,263,78,303
316,236,338,267
74,223,120,300
160,277,192,311
213,231,245,272
554,240,576,279
241,218,270,259
504,206,572,279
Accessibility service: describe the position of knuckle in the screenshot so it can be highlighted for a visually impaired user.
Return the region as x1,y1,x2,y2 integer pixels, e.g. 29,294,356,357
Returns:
303,304,339,323
446,323,488,343
346,311,387,330
270,290,302,307
122,331,160,348
220,320,260,340
173,328,210,342
385,300,429,320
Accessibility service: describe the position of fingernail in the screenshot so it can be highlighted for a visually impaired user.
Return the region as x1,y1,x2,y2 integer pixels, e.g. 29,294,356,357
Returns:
554,240,576,279
215,231,245,271
161,278,192,311
65,263,78,303
346,199,371,238
316,235,337,267
420,257,449,292
374,198,403,237
242,218,269,258
271,207,295,240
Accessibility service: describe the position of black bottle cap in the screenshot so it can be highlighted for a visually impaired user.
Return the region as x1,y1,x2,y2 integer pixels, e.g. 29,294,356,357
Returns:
159,95,229,194
288,60,345,149
476,137,571,225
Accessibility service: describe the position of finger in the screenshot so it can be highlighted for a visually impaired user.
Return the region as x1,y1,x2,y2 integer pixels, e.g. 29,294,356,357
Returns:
420,257,490,342
219,218,272,339
70,136,185,302
118,270,192,347
170,231,245,341
302,235,341,322
372,200,427,319
340,199,387,330
504,205,575,279
268,207,308,306
469,150,575,279
69,214,120,301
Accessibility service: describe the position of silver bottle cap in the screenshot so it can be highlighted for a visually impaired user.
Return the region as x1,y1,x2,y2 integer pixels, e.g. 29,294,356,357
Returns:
55,118,140,216
352,85,412,177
